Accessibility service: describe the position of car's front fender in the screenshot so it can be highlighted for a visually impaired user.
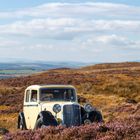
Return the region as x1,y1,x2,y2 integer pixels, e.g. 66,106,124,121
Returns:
35,111,58,127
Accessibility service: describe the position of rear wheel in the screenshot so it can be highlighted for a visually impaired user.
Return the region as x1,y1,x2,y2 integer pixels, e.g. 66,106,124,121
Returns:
19,119,26,130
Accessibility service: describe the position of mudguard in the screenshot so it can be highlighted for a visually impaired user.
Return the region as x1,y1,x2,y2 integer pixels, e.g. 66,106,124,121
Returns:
36,111,58,127
83,110,103,123
17,112,27,129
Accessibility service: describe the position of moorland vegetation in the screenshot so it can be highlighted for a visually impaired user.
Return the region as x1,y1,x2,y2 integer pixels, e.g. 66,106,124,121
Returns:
0,62,140,139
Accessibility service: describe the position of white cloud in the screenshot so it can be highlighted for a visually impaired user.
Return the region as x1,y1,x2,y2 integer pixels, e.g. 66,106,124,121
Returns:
0,2,140,62
0,38,20,47
0,2,140,20
0,2,139,40
96,35,140,49
0,19,140,40
75,34,140,50
96,35,129,46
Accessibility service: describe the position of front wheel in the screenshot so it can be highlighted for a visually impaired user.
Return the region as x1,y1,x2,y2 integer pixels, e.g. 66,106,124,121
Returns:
34,111,58,129
89,110,103,122
34,117,58,129
82,110,103,124
34,118,43,129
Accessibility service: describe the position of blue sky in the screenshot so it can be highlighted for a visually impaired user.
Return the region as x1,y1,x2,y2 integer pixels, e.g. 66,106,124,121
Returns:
0,0,140,10
0,0,140,62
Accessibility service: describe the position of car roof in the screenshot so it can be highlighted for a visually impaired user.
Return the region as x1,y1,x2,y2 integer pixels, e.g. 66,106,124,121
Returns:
26,85,75,90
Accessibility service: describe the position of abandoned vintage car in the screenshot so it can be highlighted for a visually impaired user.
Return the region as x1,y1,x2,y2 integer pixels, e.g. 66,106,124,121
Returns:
18,85,103,129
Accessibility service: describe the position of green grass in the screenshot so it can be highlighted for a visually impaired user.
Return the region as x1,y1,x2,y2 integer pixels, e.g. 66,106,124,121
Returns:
0,69,38,75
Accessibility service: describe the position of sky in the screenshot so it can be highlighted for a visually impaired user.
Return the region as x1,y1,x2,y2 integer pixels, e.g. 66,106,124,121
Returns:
0,0,140,63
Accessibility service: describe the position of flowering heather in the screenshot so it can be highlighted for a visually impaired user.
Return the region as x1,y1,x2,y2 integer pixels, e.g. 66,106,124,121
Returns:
4,115,140,140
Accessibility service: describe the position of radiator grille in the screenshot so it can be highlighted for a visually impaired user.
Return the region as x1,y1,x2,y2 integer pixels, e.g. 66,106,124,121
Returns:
63,104,81,127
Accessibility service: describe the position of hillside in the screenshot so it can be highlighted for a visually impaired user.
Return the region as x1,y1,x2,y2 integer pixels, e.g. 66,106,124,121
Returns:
0,62,87,80
0,62,140,139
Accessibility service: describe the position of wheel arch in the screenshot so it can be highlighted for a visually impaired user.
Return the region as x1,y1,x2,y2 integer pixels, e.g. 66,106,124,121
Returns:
81,106,103,123
34,111,58,129
17,112,27,129
36,111,53,120
88,110,103,122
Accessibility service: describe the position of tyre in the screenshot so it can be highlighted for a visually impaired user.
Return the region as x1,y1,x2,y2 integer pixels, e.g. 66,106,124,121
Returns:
34,112,58,129
82,110,103,124
89,110,103,122
18,112,27,130
34,118,43,129
19,119,26,130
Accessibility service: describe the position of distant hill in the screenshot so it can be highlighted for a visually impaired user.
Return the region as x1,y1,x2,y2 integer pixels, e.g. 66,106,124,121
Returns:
0,62,89,70
0,62,92,79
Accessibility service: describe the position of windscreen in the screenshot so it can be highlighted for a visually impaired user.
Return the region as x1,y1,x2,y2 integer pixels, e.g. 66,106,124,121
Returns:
40,88,76,102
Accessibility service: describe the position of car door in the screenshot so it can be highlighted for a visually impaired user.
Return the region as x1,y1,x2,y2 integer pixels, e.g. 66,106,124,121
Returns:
23,89,31,129
28,90,40,129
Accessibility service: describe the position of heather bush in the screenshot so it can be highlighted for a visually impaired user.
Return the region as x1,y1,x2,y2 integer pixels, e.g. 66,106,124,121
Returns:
4,115,140,140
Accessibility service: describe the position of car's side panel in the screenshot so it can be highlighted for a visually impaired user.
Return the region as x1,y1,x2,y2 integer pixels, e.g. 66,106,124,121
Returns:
23,89,31,129
28,104,40,129
23,89,41,129
23,105,31,129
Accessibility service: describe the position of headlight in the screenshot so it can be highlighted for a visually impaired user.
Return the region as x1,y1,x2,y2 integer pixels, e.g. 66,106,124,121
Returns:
53,104,61,113
84,103,93,112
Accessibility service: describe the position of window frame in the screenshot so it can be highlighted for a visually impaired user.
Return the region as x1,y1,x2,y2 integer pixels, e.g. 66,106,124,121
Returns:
39,88,76,102
25,90,30,102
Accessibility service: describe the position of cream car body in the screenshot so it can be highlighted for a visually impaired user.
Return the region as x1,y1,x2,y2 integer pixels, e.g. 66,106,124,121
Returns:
18,85,103,130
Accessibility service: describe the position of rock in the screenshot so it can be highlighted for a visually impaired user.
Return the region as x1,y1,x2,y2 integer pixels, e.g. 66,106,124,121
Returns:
0,128,9,135
126,99,137,104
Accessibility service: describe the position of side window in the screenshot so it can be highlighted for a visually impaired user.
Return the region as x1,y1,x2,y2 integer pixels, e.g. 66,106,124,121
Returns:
25,90,30,102
30,90,37,102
